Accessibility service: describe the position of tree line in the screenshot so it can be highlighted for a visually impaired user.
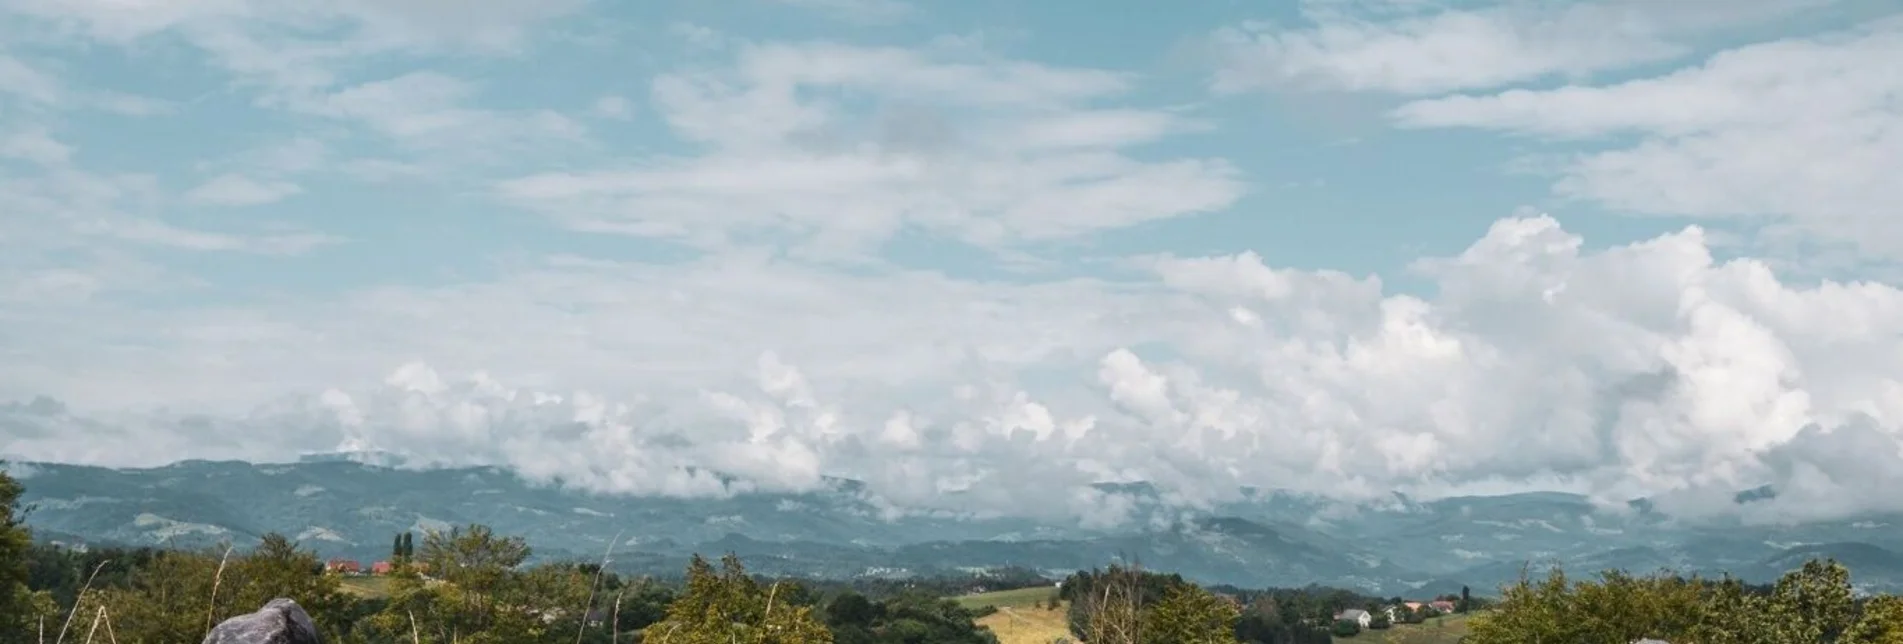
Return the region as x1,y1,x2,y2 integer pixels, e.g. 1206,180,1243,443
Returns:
1464,560,1903,643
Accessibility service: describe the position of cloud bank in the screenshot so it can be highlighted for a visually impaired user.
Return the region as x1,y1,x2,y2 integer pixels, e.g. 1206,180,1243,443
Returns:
9,215,1903,525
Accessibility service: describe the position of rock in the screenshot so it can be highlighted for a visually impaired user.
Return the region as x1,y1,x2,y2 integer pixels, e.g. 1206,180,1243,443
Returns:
201,598,322,644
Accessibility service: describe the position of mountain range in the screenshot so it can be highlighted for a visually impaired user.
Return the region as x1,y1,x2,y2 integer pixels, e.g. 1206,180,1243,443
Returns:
12,455,1903,597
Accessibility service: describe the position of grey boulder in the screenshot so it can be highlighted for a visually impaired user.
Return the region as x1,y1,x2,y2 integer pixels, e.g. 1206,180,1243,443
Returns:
201,598,322,644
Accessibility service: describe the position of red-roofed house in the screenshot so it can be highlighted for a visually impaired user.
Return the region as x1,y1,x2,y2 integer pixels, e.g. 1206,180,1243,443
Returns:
325,559,361,574
371,561,394,575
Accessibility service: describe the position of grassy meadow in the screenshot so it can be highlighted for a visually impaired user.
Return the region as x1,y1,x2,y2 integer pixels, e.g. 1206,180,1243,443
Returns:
337,575,393,598
958,586,1073,644
1334,612,1475,643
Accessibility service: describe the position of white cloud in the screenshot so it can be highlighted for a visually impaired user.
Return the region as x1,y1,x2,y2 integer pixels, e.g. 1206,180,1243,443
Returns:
498,41,1241,258
1391,17,1903,261
1211,0,1825,95
1,128,72,166
0,53,62,104
185,173,304,207
591,95,634,120
771,0,915,25
6,0,584,54
9,214,1903,524
309,71,587,153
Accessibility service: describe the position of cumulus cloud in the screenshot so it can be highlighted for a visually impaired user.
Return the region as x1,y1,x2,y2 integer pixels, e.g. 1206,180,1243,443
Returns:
1211,0,1825,95
185,174,304,207
9,215,1903,524
497,41,1241,259
1391,17,1903,261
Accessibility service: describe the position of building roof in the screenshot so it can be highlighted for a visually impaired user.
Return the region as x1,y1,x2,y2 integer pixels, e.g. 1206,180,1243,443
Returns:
1337,609,1369,619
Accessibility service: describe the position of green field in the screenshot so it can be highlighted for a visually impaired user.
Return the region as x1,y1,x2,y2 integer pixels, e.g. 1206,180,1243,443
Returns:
958,587,1071,644
1333,612,1475,644
338,575,393,598
953,585,1060,611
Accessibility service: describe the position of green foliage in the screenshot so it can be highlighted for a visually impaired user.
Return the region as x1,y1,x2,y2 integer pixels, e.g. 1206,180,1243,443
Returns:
648,553,833,643
1465,557,1898,644
1369,610,1391,630
1061,564,1184,642
1140,583,1239,644
0,463,34,641
823,590,999,644
1331,618,1360,637
1847,595,1903,644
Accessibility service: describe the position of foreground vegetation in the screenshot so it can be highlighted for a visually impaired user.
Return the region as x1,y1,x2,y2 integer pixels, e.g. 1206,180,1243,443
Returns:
1465,560,1903,643
7,464,1903,643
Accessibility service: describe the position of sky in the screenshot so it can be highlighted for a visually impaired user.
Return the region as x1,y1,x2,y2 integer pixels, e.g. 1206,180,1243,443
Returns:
3,0,1902,526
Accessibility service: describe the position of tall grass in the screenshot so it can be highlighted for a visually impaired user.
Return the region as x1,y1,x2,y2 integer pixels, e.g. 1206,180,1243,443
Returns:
50,560,108,644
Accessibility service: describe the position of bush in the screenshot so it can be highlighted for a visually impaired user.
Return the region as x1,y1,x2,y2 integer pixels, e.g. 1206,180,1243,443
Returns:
1332,618,1362,637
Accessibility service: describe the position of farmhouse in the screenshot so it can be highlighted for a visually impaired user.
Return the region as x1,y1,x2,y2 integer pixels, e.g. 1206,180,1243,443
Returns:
324,559,361,574
1335,608,1371,628
371,560,394,575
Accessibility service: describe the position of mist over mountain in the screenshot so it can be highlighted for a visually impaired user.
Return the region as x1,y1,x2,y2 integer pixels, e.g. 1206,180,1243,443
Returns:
15,457,1903,597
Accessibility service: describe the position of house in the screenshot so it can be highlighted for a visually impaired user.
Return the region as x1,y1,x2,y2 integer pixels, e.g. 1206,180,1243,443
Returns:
371,561,394,575
583,609,608,628
1401,601,1424,612
1335,609,1371,628
1429,600,1457,613
324,559,361,575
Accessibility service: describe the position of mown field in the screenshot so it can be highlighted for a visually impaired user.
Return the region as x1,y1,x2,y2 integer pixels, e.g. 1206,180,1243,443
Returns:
1334,612,1475,643
338,575,394,598
958,586,1073,644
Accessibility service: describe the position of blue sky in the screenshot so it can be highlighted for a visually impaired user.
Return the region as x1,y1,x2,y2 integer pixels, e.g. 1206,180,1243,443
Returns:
5,0,1903,523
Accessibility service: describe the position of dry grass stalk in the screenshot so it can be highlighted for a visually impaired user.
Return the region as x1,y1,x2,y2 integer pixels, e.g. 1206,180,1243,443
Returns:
760,581,781,633
204,544,236,634
100,607,118,644
81,606,104,644
408,609,422,644
610,588,625,644
55,559,110,644
575,529,624,644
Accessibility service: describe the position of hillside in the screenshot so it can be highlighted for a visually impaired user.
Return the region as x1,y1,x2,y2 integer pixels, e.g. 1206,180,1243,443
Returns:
17,458,1903,596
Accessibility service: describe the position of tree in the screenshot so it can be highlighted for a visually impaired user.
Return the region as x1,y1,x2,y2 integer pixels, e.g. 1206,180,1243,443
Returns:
823,591,880,629
0,463,35,641
1459,585,1471,613
411,523,534,640
1465,558,1869,644
1368,611,1391,630
231,533,350,640
1330,619,1360,638
1847,595,1903,644
649,553,832,643
1763,558,1857,644
1141,583,1239,644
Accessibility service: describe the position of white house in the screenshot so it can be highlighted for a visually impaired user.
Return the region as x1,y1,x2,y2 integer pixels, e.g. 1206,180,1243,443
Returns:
1335,609,1372,628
